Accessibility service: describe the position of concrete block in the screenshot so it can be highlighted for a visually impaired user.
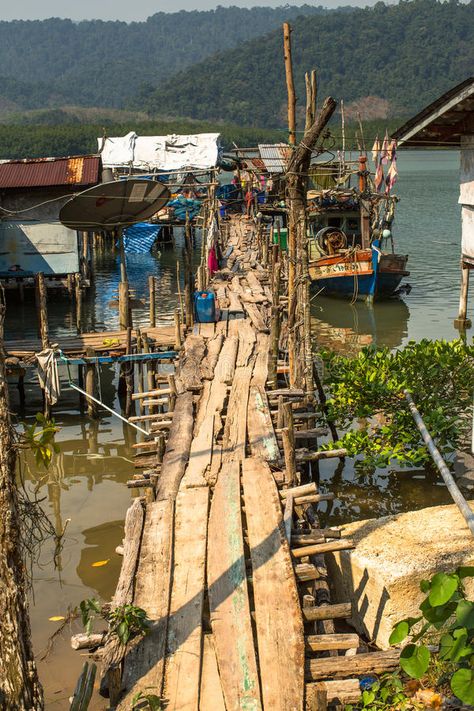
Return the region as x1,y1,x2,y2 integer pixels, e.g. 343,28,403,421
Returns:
327,501,474,649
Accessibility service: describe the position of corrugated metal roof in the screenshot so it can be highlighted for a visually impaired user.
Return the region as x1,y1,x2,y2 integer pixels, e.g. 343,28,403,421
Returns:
393,77,474,147
0,155,101,189
258,144,292,174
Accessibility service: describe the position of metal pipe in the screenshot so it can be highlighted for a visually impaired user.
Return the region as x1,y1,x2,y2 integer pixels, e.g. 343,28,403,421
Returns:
405,389,474,537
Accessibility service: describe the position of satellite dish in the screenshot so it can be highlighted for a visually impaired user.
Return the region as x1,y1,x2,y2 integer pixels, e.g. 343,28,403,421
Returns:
59,178,170,231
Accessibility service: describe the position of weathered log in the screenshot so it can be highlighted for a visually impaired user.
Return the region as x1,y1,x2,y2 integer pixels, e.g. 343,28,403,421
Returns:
71,633,106,651
303,603,352,622
294,448,347,463
306,679,361,705
305,650,400,681
280,483,317,499
305,633,359,652
292,539,354,559
99,498,145,700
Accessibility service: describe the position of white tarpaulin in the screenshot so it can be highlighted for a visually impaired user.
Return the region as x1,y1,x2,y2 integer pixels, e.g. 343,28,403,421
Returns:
99,131,220,171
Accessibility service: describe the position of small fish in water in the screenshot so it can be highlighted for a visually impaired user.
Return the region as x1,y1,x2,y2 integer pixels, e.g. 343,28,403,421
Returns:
91,559,109,568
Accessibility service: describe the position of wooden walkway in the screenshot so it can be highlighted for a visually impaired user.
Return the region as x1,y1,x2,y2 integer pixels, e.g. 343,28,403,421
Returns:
4,326,178,362
95,217,398,710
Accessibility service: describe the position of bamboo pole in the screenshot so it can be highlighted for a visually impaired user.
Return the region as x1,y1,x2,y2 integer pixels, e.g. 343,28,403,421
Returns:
149,275,156,328
283,22,296,146
85,347,97,419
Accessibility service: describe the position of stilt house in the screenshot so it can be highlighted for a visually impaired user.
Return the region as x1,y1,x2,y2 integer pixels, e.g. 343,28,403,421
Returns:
393,77,474,327
0,155,101,292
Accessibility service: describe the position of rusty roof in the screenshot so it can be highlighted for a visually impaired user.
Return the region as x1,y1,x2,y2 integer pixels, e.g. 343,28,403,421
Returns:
0,155,101,190
393,77,474,147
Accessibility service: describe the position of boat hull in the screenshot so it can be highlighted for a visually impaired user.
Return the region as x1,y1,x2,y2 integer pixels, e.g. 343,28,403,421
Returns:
309,249,409,302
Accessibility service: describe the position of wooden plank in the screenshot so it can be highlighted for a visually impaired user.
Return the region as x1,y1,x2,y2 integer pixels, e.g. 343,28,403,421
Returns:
163,486,209,711
155,391,194,501
228,289,244,313
177,335,206,393
199,635,226,711
222,362,254,462
245,303,269,333
118,500,174,707
305,650,400,681
214,335,238,384
247,385,279,462
251,333,270,387
305,633,359,652
208,461,262,711
201,333,224,380
242,458,304,711
236,319,256,367
199,322,215,338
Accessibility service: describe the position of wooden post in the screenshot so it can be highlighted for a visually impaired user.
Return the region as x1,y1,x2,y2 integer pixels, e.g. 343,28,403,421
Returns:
0,289,44,711
286,97,337,387
282,427,297,486
36,272,51,417
268,305,280,390
454,261,472,329
119,281,130,331
184,214,194,328
168,374,177,412
174,308,182,350
283,23,296,146
149,275,156,328
36,273,49,350
125,327,134,419
75,274,83,333
85,347,97,419
136,329,145,416
118,227,131,330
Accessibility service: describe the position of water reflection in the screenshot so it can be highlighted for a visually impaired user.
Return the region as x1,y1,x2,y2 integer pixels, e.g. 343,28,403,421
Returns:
312,297,410,355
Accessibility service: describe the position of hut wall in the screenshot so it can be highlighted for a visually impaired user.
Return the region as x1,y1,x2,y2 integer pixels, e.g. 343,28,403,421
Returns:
460,135,474,260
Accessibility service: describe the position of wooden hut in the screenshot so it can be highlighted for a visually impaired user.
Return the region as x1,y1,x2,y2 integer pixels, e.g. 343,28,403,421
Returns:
393,77,474,328
0,155,101,294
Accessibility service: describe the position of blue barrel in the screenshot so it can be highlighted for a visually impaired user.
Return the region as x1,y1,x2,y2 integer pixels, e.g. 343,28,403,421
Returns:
194,290,216,323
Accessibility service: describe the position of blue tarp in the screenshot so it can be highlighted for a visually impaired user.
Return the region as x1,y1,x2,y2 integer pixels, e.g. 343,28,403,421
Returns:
168,196,202,221
123,222,162,253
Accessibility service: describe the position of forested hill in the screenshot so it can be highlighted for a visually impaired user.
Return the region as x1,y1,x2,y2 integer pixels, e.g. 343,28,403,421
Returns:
142,0,474,128
0,5,331,113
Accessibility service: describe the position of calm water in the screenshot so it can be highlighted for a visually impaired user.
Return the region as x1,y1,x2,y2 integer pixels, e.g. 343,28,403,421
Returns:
4,151,467,707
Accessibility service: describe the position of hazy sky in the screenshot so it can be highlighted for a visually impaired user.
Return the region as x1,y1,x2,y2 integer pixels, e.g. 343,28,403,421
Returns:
0,0,375,22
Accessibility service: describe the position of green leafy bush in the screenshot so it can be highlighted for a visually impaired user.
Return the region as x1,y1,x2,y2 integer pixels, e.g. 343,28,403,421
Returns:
79,597,149,646
320,339,474,470
389,569,474,706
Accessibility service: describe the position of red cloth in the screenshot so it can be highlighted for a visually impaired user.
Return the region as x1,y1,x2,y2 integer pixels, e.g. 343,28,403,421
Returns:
208,245,218,276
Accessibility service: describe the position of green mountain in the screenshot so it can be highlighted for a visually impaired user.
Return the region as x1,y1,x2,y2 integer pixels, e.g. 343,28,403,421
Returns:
0,5,331,112
142,0,474,128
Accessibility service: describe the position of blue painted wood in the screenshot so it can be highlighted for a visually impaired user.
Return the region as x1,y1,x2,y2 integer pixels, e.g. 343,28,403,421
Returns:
312,270,404,301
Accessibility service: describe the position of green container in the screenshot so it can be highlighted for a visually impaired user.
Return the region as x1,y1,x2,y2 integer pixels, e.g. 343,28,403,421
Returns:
272,227,288,251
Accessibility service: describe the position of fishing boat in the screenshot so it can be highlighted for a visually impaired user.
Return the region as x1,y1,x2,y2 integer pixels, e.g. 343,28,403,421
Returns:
307,156,409,302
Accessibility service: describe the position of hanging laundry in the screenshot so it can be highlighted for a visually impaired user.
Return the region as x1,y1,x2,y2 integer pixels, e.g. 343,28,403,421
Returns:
375,162,385,192
381,131,390,165
36,348,60,405
371,136,380,164
207,245,219,276
385,160,398,193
